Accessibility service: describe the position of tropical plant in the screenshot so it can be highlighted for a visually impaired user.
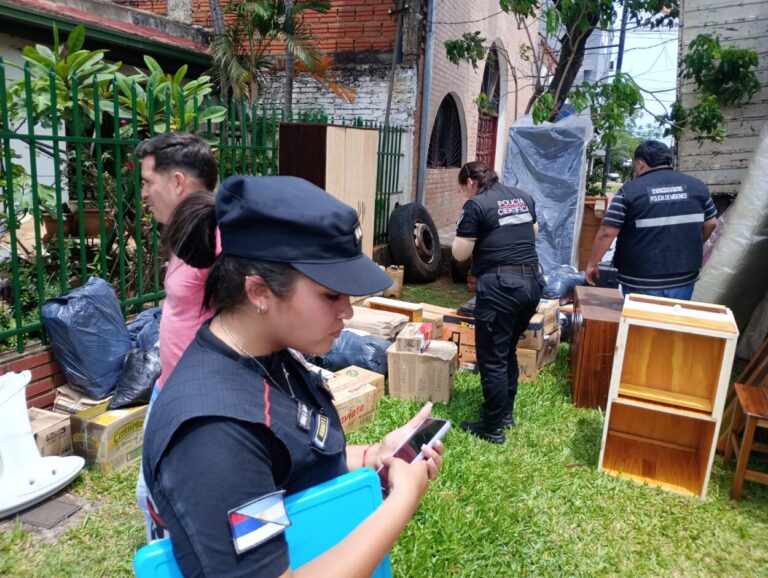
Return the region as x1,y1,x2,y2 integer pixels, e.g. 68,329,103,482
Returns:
210,0,353,107
115,56,227,138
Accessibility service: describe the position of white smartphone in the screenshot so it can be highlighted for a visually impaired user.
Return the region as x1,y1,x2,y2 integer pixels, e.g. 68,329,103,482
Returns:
376,417,451,493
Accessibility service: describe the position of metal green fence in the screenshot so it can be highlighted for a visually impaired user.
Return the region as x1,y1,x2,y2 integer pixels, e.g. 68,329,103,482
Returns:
0,59,404,354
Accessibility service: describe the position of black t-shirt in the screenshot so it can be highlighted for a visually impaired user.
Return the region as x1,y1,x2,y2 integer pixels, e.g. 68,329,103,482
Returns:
456,182,538,276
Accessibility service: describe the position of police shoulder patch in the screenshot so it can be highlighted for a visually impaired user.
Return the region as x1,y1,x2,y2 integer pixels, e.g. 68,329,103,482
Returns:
228,491,291,554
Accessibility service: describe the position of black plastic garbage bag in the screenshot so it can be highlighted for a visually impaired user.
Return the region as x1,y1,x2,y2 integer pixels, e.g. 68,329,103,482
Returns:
314,330,390,374
558,310,573,343
108,345,161,409
41,277,132,399
127,307,162,348
542,265,586,304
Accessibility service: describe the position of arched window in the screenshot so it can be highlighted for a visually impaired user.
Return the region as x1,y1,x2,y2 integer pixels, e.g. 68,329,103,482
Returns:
427,96,462,168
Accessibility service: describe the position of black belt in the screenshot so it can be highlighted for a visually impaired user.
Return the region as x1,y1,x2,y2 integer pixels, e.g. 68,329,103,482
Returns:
483,264,538,275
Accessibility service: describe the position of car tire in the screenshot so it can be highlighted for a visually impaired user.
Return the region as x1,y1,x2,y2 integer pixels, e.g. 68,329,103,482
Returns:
388,202,442,283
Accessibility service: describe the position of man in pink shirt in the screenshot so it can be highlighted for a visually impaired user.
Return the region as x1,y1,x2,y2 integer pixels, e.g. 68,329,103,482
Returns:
133,132,218,539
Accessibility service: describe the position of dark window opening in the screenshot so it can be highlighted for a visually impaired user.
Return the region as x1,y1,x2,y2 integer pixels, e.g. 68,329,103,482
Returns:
427,96,462,168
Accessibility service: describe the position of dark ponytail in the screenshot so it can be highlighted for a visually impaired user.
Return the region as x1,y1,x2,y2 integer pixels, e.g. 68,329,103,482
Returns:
164,190,217,268
458,161,498,193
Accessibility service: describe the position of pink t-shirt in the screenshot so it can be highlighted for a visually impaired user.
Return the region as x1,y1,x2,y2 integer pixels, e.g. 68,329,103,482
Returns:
156,231,220,388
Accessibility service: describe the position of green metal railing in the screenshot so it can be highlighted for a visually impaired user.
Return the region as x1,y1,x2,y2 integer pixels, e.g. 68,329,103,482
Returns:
0,59,405,354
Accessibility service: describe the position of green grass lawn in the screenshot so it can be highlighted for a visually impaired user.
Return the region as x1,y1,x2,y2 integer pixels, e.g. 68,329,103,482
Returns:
3,279,768,577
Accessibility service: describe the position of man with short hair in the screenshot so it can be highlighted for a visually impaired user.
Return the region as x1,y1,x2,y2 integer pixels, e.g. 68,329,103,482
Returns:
135,131,218,225
586,140,717,300
133,131,218,541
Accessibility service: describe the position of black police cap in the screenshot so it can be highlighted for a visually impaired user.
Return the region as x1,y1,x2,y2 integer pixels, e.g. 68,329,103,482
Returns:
216,175,392,296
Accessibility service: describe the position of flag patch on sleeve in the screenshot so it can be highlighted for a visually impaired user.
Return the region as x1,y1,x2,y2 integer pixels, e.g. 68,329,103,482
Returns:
228,491,291,554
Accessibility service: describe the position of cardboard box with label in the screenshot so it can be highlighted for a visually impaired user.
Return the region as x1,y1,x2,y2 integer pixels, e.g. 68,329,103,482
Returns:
29,407,73,457
70,402,147,474
442,312,476,365
54,384,109,415
396,322,433,353
418,303,455,334
386,340,457,403
332,383,378,434
537,299,560,334
518,313,545,350
517,348,539,382
365,297,423,322
327,365,386,403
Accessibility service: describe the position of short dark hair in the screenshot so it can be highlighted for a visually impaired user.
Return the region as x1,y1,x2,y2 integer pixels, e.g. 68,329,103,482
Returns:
458,161,498,193
134,132,218,191
634,140,672,168
203,256,300,312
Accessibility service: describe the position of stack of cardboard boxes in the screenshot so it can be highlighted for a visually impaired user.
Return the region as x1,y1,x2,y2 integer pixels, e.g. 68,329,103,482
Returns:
516,299,561,382
325,365,385,434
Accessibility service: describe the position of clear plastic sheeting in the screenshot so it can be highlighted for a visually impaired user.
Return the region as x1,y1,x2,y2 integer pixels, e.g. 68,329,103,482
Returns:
693,125,768,341
502,113,593,273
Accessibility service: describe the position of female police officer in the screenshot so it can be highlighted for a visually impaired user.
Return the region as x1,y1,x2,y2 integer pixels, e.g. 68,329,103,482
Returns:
453,162,543,444
143,175,444,577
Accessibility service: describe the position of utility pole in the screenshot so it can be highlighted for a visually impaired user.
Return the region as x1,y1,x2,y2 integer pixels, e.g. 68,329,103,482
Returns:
601,0,630,193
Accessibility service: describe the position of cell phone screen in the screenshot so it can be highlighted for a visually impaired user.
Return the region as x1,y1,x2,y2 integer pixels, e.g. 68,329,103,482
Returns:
377,417,450,493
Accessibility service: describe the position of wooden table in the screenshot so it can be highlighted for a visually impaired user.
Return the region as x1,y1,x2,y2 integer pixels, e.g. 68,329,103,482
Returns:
569,286,623,409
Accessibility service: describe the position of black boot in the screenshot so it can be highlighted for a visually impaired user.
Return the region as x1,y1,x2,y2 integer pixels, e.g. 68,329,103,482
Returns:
501,412,516,429
461,420,506,444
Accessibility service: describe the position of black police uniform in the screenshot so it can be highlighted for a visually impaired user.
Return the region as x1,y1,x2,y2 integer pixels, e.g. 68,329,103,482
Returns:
143,322,347,577
456,182,543,430
604,166,716,291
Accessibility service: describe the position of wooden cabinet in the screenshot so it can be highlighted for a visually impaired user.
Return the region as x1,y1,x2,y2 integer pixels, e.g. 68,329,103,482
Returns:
598,294,739,498
569,286,623,410
279,123,378,257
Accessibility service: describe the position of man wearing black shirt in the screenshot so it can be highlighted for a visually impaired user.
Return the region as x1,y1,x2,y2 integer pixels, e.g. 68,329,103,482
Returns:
586,140,717,299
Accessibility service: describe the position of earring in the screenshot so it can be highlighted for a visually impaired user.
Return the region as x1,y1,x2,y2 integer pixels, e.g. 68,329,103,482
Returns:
257,304,268,314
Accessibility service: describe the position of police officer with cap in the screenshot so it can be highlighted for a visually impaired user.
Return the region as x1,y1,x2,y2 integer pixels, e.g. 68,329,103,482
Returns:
143,176,444,577
453,162,543,444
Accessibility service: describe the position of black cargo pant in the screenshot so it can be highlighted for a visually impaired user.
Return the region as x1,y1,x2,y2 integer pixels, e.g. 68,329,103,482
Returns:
473,265,543,427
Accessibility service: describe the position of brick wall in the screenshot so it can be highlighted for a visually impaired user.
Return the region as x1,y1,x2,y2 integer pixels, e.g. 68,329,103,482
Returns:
424,167,466,228
0,345,66,409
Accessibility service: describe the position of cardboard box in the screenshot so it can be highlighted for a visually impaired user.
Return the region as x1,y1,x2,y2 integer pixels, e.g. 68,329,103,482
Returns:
386,340,456,403
29,407,73,457
328,365,385,403
517,348,539,382
345,305,408,340
537,299,560,333
518,313,546,350
54,384,109,415
365,297,423,322
396,322,433,353
332,383,378,434
70,402,147,474
537,328,561,368
442,313,476,365
419,303,456,334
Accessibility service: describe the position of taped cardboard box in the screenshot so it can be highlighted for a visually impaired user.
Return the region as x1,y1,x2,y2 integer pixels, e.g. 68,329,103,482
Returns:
518,313,545,350
29,407,73,457
345,305,408,340
54,384,109,415
419,303,455,334
332,383,378,434
537,299,560,333
328,365,385,403
386,340,456,404
364,297,423,322
70,402,147,474
517,348,539,382
396,322,433,353
537,328,561,368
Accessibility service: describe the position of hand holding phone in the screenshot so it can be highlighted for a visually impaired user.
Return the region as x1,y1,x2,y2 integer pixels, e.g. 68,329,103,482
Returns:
377,417,450,493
